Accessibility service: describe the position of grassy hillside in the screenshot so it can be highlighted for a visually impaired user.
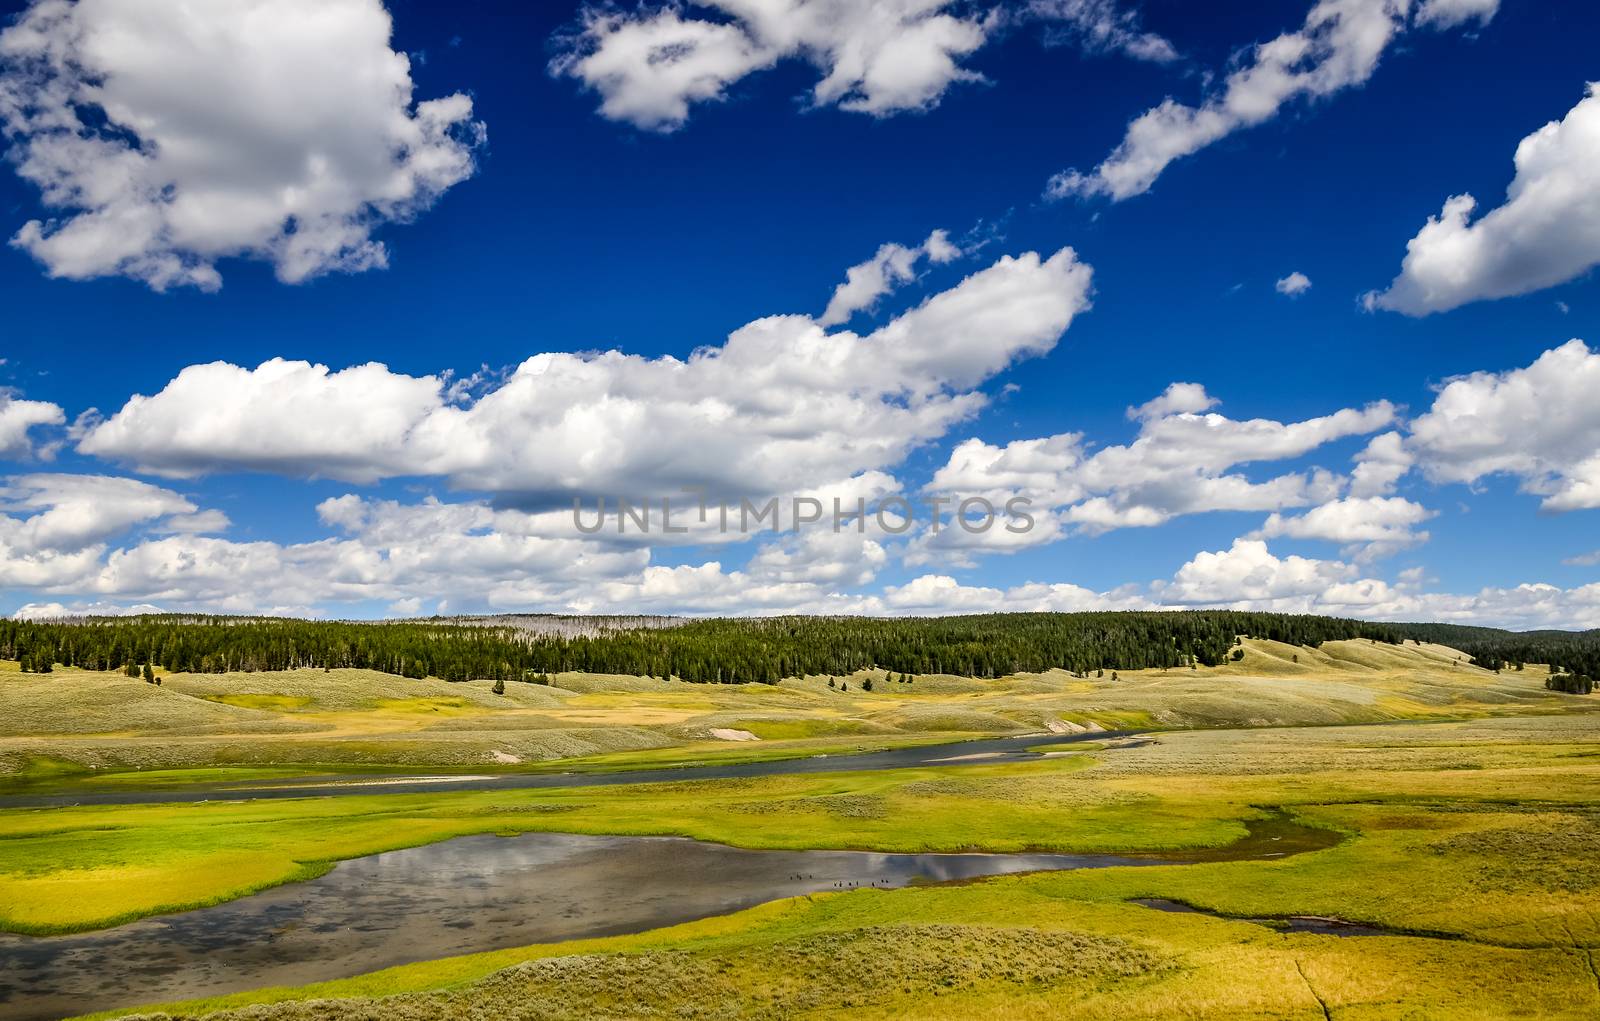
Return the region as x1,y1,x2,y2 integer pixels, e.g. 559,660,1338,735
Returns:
1,638,1588,780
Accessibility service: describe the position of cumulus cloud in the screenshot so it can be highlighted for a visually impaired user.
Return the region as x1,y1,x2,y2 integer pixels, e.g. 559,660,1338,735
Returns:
1349,431,1413,497
1275,271,1313,296
1249,495,1434,559
914,337,1600,573
1,485,649,613
552,0,1185,132
1364,84,1600,315
0,473,224,592
1405,339,1600,511
882,573,1147,614
0,473,215,551
79,246,1094,504
79,360,451,485
0,0,484,291
1126,381,1217,422
0,391,64,458
819,229,961,326
884,538,1600,630
1152,537,1600,629
928,384,1394,542
1156,538,1357,605
551,0,994,131
10,476,1599,628
1048,0,1488,202
12,600,165,621
744,528,888,588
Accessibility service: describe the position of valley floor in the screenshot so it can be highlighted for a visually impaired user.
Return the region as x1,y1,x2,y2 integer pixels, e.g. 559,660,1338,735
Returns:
0,641,1596,1018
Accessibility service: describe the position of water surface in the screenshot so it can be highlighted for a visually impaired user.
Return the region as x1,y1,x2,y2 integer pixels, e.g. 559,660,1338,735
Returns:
0,731,1130,809
0,813,1332,1021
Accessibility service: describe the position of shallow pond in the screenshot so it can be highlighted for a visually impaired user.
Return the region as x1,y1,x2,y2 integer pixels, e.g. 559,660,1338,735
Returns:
0,813,1335,1020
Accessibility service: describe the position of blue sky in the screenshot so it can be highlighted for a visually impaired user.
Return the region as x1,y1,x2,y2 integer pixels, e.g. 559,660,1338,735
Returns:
2,0,1599,627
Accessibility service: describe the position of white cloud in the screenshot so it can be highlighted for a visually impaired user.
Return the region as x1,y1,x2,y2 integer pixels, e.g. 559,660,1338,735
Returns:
901,501,1064,569
551,0,1183,132
1405,339,1600,511
877,544,1600,629
928,384,1394,542
4,489,645,613
1048,0,1488,202
1249,495,1434,559
577,561,876,617
931,432,1086,507
819,229,961,326
80,359,450,485
0,0,484,291
908,338,1600,576
1275,271,1313,296
1349,430,1413,497
151,510,233,536
1563,550,1600,568
0,391,64,458
1365,84,1600,315
1399,582,1600,631
1155,537,1600,629
12,600,164,621
1157,538,1357,605
0,473,224,592
1028,0,1178,63
11,478,1600,629
387,597,424,618
551,0,993,132
0,473,203,551
882,573,1147,614
79,246,1094,504
1413,0,1498,30
1126,381,1217,422
745,528,888,587
908,338,1600,569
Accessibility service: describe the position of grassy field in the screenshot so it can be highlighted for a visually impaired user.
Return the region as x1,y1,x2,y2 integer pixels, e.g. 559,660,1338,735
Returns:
0,638,1580,785
5,640,1598,1018
34,711,1596,1019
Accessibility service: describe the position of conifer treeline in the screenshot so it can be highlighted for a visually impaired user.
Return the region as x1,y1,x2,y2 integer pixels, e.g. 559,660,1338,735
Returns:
0,611,1406,683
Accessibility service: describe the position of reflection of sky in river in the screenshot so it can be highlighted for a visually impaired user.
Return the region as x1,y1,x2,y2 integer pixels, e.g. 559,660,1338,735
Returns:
0,831,1142,1021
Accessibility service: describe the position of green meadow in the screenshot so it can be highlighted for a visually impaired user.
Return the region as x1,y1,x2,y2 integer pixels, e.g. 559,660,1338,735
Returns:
1,638,1597,1018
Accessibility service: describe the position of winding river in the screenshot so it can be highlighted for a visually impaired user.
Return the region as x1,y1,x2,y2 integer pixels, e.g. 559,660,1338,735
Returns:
0,813,1336,1021
0,730,1135,810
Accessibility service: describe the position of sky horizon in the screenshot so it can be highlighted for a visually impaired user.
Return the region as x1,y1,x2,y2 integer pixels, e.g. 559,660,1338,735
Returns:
2,0,1599,630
